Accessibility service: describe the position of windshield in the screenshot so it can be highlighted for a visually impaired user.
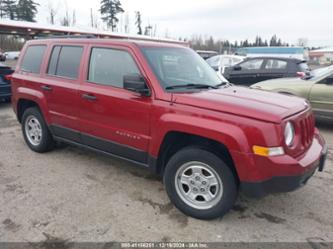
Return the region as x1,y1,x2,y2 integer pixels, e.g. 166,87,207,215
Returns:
303,66,333,81
141,47,223,90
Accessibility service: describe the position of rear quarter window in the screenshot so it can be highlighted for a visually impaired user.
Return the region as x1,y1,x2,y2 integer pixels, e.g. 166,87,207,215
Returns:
20,45,46,74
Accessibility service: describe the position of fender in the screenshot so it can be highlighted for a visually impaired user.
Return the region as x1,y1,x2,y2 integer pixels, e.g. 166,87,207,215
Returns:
16,87,51,124
149,113,251,157
273,88,309,99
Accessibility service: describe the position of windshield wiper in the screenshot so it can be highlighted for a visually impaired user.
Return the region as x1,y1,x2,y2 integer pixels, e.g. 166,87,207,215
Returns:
215,81,233,88
165,83,218,90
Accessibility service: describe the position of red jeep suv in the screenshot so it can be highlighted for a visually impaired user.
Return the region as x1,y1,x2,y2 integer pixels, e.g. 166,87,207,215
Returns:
11,38,327,220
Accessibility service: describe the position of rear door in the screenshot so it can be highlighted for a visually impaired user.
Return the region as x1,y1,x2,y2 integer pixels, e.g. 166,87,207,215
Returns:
309,74,333,118
41,44,84,141
226,58,264,86
78,45,152,164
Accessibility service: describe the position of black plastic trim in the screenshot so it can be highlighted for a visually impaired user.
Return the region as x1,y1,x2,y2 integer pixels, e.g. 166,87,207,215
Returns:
50,125,158,172
50,125,80,143
81,133,147,163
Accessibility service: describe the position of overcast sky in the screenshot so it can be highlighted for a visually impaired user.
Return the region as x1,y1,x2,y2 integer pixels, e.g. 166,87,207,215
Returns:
37,0,333,47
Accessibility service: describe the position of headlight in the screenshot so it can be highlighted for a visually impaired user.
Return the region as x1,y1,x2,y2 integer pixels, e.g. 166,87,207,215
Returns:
284,122,295,147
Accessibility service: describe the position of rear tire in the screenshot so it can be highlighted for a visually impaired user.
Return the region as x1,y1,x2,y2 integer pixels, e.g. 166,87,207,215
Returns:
22,107,55,153
163,147,238,220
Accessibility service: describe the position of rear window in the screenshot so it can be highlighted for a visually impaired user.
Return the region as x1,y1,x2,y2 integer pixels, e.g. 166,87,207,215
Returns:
21,45,46,74
47,45,83,79
298,62,310,72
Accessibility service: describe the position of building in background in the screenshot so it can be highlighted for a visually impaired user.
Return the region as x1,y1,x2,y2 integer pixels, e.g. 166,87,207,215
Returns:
235,47,309,61
309,47,333,65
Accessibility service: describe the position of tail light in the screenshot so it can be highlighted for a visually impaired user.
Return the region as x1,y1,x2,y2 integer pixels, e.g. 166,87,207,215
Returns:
296,72,305,77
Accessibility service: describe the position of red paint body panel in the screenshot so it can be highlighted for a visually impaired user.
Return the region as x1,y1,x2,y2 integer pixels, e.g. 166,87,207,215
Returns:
11,38,326,185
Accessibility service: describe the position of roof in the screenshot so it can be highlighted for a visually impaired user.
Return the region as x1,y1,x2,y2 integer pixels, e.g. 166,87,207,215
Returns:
0,19,187,46
310,47,333,53
26,37,187,49
244,56,304,62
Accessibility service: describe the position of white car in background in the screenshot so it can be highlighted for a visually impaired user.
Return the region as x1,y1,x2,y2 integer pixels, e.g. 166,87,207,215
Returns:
206,55,245,78
4,51,20,60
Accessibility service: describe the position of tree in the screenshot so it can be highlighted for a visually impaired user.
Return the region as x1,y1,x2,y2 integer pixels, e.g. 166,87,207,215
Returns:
0,0,6,18
60,10,70,26
17,0,38,22
100,0,124,31
135,11,142,35
144,25,152,36
123,12,129,33
2,0,17,20
297,37,308,47
269,35,278,46
72,10,76,26
47,1,57,25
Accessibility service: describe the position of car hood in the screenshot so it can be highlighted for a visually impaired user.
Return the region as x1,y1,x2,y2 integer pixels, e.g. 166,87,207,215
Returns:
173,86,308,123
252,77,307,86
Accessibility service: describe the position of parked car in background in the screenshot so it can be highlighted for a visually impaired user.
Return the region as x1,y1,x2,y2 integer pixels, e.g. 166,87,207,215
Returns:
0,62,14,102
11,38,327,220
235,47,309,61
4,51,20,60
252,66,333,119
0,49,6,61
196,50,218,59
206,55,245,76
224,57,310,86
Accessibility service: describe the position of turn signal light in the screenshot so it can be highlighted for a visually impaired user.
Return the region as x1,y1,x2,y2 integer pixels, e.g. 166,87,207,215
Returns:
253,145,284,157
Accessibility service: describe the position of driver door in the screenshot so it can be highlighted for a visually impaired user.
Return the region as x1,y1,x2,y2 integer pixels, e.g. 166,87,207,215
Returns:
78,45,152,164
309,75,333,118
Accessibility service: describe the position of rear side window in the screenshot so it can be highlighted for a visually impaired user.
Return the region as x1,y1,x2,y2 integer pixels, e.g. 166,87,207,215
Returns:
88,47,140,88
265,59,287,70
21,45,46,74
47,45,83,79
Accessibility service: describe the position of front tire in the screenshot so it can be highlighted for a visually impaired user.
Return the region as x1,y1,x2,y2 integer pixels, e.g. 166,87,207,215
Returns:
22,107,55,153
164,147,238,220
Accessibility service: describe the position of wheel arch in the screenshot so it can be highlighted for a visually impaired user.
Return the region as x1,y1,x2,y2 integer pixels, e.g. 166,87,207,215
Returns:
15,88,50,123
155,131,240,184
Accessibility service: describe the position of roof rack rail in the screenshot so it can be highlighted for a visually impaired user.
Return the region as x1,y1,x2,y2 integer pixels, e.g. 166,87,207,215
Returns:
34,34,97,39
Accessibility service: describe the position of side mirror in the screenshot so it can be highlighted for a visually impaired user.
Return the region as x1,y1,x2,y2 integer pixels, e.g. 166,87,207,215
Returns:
233,65,242,71
123,74,150,96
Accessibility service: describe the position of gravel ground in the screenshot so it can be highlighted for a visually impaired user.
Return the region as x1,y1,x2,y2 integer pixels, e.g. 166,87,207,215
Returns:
0,103,332,243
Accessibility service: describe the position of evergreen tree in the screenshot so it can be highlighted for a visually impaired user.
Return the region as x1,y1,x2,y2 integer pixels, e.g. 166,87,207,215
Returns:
270,35,278,46
2,0,17,20
0,0,5,18
135,11,142,35
100,0,124,31
17,0,38,22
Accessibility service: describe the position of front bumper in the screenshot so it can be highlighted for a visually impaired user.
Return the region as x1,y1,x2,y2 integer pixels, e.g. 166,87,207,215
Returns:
239,133,328,198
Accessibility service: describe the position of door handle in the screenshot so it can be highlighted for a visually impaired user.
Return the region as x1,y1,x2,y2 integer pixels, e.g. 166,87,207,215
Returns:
41,85,52,91
82,93,97,101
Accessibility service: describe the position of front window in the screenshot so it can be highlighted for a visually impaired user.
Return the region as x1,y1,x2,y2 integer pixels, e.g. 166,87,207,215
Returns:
240,59,264,70
141,47,222,90
88,47,140,88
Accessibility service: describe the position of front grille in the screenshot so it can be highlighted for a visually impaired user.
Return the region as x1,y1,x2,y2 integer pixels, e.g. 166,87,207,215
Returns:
299,113,314,148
